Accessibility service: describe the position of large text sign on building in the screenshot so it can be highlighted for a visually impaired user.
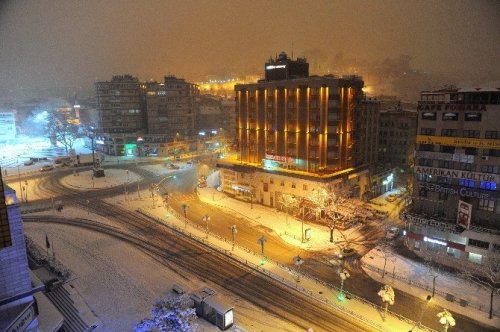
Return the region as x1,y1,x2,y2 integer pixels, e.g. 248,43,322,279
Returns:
416,135,500,150
414,166,498,183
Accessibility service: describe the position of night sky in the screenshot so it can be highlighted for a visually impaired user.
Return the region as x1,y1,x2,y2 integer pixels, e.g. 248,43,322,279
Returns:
0,0,499,98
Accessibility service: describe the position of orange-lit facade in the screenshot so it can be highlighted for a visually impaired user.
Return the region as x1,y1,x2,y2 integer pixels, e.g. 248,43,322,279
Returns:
235,76,367,174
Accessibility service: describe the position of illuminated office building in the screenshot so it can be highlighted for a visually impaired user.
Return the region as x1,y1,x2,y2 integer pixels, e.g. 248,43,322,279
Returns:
406,87,500,268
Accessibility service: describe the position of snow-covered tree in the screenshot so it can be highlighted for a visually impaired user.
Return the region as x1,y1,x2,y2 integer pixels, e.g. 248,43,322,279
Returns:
377,284,395,321
461,252,500,319
46,107,80,153
437,309,455,332
278,193,299,226
135,294,198,332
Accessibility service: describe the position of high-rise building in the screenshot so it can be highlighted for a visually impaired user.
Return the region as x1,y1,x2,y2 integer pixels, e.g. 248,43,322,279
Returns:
405,87,500,268
145,76,199,140
0,170,39,331
95,75,146,134
218,53,379,206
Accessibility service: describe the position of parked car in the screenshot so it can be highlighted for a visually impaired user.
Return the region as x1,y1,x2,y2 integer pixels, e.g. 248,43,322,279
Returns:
385,194,397,202
385,226,400,240
168,163,180,169
339,247,357,258
40,165,54,172
23,160,34,166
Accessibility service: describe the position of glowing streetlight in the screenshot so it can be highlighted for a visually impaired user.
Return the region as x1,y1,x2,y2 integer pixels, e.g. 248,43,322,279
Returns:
293,255,304,282
229,224,237,250
409,295,432,332
378,284,395,321
202,214,210,239
437,309,455,332
257,235,266,265
181,203,189,228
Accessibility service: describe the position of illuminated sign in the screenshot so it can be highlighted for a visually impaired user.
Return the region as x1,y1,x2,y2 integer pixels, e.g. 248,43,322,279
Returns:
264,154,294,163
224,309,234,327
424,236,447,246
457,200,472,229
419,183,498,199
417,135,500,150
414,166,497,182
95,139,105,145
266,65,286,70
417,104,487,111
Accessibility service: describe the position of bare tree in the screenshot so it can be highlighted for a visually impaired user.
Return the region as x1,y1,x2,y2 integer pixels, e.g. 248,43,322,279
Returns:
278,193,299,226
46,107,80,153
461,252,500,319
424,252,442,298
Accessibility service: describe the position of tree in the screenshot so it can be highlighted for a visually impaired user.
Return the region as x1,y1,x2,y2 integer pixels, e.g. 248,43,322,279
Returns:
377,284,395,321
278,193,299,226
46,107,80,153
461,252,500,319
135,294,198,332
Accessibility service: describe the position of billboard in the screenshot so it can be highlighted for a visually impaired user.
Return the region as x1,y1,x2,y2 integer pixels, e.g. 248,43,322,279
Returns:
456,200,472,229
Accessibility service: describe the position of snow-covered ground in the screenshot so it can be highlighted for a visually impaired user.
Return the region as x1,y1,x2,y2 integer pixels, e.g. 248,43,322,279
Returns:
14,162,499,330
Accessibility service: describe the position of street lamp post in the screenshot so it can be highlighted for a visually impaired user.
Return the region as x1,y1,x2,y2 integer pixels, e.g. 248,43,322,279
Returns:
378,284,395,321
437,309,455,332
17,155,22,202
229,225,237,250
181,203,189,228
293,255,304,283
86,199,90,215
409,295,432,332
202,214,210,239
24,180,28,202
257,235,266,265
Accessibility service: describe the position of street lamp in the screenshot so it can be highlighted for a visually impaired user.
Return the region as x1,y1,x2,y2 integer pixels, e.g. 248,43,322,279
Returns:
16,155,22,202
437,309,455,332
24,180,28,203
181,203,189,228
229,225,237,250
257,235,266,265
202,214,210,239
337,267,350,301
409,295,432,332
378,284,395,321
293,255,304,282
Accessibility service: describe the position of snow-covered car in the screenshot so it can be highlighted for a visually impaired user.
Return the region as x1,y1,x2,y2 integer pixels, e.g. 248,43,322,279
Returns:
40,164,54,172
23,160,34,166
385,194,397,202
385,226,400,240
168,163,180,169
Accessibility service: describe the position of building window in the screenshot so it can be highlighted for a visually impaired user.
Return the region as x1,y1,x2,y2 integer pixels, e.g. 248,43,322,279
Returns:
439,161,452,169
437,176,451,184
417,174,432,182
442,112,458,121
478,198,495,211
421,128,436,135
468,252,482,264
468,238,489,249
419,144,434,152
440,145,455,154
480,165,499,174
421,112,436,120
418,158,433,166
460,163,475,171
446,247,461,258
459,179,475,188
464,113,481,121
485,131,499,139
480,181,497,191
464,147,477,156
463,130,480,138
441,128,458,137
303,184,308,191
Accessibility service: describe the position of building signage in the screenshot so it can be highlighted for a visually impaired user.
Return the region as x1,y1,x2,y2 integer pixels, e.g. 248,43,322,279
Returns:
419,182,497,200
266,65,286,70
417,104,487,111
264,154,295,163
6,301,37,332
414,166,498,182
457,200,472,229
424,236,447,246
416,135,500,150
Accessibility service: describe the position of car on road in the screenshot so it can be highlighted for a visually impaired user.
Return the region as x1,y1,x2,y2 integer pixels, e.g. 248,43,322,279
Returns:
23,160,34,166
385,226,400,240
339,247,357,258
40,164,54,172
385,194,397,202
168,163,180,169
